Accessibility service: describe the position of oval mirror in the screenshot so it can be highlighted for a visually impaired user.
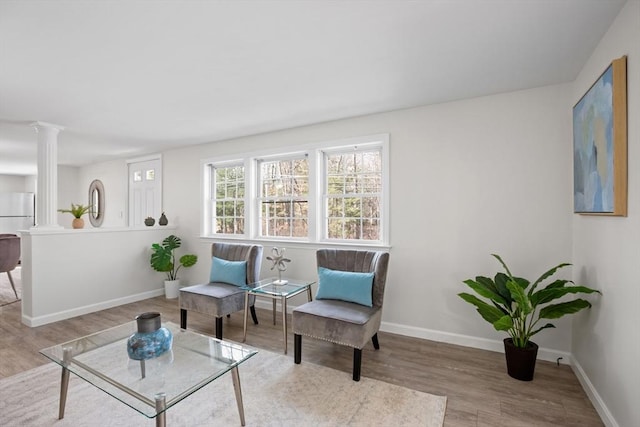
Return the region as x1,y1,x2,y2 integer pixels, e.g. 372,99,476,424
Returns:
88,179,105,227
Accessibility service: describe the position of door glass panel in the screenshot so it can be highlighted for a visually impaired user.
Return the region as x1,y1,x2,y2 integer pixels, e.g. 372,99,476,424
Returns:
133,171,142,182
146,169,155,181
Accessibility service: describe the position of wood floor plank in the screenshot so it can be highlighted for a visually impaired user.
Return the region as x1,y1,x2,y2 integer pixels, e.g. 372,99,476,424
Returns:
0,295,603,426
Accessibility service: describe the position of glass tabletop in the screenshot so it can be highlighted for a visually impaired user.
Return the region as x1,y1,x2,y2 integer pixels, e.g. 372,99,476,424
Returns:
40,321,257,418
244,277,315,297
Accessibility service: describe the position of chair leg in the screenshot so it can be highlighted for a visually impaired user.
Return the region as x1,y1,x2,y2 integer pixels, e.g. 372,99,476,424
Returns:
294,334,302,364
215,317,223,340
372,333,380,350
180,309,187,329
7,271,18,299
353,348,362,381
250,305,259,325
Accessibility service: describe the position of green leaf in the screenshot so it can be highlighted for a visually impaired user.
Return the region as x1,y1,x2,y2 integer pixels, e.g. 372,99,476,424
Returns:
491,254,513,277
539,299,592,319
462,278,508,307
458,293,505,324
531,285,601,307
506,280,532,315
512,276,530,290
150,244,172,272
530,262,571,293
162,235,181,251
529,323,555,338
493,315,513,331
180,254,198,268
494,272,513,306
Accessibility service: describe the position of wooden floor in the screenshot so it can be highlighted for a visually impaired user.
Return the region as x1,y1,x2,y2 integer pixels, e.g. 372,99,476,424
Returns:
0,296,603,426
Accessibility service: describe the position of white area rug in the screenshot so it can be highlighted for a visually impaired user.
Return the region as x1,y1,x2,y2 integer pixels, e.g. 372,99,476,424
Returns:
0,348,446,426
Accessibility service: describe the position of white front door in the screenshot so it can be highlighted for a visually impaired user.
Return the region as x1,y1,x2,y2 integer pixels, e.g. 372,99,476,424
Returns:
128,158,162,227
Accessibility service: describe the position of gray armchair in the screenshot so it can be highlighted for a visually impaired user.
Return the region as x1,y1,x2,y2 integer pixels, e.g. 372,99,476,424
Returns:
179,242,263,340
293,249,390,381
0,234,21,299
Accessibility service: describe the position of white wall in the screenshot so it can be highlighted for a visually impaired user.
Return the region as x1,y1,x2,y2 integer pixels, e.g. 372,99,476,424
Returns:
56,165,81,228
571,1,640,426
158,82,575,358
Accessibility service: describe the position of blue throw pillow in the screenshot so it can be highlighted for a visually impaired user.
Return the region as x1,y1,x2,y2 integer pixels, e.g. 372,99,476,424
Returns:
315,267,375,307
210,257,247,287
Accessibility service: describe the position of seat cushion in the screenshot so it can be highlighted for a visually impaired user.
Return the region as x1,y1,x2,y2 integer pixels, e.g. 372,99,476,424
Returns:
179,283,250,317
292,299,382,349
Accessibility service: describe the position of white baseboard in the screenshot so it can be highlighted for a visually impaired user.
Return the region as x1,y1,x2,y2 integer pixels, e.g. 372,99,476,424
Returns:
21,288,165,327
379,320,571,364
570,356,619,427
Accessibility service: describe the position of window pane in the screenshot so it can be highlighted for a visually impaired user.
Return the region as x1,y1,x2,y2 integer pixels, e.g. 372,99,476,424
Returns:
133,171,142,182
211,164,245,235
259,156,309,238
146,169,155,180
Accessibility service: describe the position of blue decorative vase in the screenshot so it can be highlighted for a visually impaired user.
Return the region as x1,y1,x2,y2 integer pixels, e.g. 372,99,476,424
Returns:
127,312,173,360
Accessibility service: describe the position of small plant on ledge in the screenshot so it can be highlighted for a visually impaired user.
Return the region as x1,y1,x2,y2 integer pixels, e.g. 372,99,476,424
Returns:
58,203,91,229
58,203,91,218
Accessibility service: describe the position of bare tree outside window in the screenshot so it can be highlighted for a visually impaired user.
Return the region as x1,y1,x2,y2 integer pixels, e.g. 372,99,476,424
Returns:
259,156,309,238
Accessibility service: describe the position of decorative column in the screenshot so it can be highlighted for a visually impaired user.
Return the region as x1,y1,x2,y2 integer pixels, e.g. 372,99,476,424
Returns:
30,121,64,229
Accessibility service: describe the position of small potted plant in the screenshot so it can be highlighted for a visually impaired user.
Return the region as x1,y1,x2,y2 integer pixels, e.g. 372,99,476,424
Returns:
58,203,91,229
150,235,198,298
459,254,601,381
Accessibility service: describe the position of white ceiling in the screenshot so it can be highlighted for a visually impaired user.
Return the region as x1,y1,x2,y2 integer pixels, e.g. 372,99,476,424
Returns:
0,0,626,175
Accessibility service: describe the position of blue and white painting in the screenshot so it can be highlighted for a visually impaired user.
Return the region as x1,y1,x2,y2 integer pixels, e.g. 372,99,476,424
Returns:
573,65,614,213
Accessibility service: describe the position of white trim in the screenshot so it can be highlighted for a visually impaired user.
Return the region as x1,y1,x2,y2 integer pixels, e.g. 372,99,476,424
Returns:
21,289,164,327
570,356,619,427
380,320,571,364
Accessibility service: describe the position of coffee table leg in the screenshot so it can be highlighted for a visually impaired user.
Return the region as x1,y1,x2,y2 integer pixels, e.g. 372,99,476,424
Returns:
230,366,246,426
58,347,72,419
155,393,167,427
282,296,288,354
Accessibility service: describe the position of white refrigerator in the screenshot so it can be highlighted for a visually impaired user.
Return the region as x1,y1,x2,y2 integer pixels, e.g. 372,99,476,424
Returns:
0,192,35,234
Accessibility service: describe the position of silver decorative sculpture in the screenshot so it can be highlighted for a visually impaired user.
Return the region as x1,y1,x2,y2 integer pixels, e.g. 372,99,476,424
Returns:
266,247,291,285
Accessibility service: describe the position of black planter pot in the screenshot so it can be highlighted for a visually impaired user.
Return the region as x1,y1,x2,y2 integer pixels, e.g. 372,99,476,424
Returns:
503,338,539,381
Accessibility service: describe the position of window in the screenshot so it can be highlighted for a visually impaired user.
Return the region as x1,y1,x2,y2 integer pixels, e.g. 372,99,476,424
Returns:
258,156,309,238
324,149,382,241
211,164,245,235
202,134,388,246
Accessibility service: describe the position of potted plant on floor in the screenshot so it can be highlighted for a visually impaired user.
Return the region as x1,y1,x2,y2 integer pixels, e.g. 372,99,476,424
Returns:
58,203,91,229
150,235,198,299
459,254,601,381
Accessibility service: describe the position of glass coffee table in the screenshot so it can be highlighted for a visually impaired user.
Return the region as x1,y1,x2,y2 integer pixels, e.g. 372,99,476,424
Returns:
40,321,257,427
242,278,315,354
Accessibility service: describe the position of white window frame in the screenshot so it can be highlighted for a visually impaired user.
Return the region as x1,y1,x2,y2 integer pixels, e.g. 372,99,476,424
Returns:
201,134,389,247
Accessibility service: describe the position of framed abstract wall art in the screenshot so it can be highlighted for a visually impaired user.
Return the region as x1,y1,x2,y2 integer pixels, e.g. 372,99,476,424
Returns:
573,56,627,216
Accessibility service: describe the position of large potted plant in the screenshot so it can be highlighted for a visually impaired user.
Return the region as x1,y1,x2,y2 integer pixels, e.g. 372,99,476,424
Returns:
459,254,600,381
58,203,91,229
150,235,198,299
